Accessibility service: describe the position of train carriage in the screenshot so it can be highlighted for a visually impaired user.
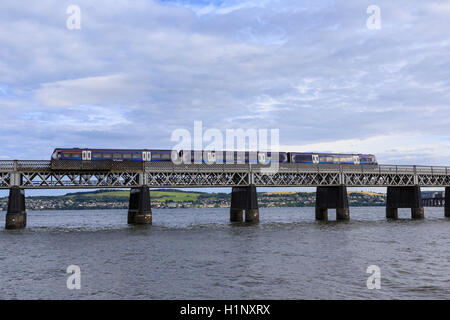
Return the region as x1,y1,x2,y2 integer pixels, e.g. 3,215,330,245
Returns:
52,148,174,162
51,148,377,168
180,150,288,164
288,152,377,165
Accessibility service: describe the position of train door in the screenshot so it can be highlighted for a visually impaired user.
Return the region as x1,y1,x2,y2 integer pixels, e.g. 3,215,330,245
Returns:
181,151,192,164
258,152,267,164
312,154,319,164
204,151,216,164
236,152,246,164
353,156,360,165
82,150,91,161
372,155,377,165
142,151,151,161
171,150,182,164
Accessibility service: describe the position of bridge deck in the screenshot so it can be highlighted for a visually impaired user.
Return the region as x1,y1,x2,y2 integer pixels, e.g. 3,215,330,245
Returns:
1,160,450,188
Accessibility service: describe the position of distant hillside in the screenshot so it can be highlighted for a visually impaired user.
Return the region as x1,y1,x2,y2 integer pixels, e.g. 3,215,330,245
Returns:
0,189,388,210
63,189,205,203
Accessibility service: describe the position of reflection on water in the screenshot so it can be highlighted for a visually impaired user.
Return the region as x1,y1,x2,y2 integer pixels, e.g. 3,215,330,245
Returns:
1,207,450,299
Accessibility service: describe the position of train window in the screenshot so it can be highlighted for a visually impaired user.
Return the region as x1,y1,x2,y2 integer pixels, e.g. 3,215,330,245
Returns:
93,153,102,158
247,153,258,161
224,152,234,163
103,153,112,158
294,155,312,162
215,152,224,162
132,153,141,159
113,153,122,159
276,153,286,162
192,151,202,159
339,157,354,163
70,153,81,158
319,156,333,162
236,153,245,163
192,151,202,163
161,153,170,159
152,154,161,159
122,153,132,159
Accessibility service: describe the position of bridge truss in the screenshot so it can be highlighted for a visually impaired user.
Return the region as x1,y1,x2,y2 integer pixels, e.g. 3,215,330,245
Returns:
1,161,450,189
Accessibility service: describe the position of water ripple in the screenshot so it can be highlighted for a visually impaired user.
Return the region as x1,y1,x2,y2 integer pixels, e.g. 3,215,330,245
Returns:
1,207,450,299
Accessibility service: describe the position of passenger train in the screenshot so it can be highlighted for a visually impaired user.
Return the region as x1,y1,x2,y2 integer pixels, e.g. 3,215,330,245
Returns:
51,148,377,165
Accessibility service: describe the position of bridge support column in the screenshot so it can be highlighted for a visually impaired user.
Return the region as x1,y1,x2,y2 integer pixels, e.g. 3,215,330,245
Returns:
128,186,152,225
386,208,398,219
315,186,349,221
445,187,450,218
230,185,259,223
386,186,424,220
5,187,27,229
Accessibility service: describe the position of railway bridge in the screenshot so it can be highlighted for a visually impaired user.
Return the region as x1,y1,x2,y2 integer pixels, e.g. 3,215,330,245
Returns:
422,193,446,207
1,160,450,229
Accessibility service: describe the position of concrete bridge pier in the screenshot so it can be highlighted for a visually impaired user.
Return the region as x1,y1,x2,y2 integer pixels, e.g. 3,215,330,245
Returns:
386,186,424,220
5,187,27,229
445,187,450,218
315,186,350,221
230,185,259,223
128,186,152,225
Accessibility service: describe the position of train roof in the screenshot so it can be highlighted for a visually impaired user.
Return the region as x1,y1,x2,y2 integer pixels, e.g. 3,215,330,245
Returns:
288,152,375,156
53,148,172,152
52,148,375,156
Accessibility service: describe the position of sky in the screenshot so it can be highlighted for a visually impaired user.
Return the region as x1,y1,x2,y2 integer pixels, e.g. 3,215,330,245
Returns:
1,0,450,196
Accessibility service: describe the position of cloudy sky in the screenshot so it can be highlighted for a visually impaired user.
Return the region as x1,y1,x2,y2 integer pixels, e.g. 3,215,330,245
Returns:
1,0,450,168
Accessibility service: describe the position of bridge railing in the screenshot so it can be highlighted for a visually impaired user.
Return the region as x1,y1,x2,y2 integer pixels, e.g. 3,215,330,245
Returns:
0,161,15,171
1,161,450,175
0,160,52,171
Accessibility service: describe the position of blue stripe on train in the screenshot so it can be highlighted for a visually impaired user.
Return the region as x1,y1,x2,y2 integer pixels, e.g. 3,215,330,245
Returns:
59,157,376,164
190,160,262,163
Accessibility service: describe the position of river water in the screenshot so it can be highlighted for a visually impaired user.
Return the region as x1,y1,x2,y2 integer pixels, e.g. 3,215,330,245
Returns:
0,207,449,299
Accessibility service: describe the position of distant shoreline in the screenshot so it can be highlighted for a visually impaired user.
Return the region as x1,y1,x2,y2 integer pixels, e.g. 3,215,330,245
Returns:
0,189,388,211
0,204,389,211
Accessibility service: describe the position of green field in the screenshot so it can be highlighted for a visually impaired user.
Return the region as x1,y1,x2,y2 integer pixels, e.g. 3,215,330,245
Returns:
64,189,204,203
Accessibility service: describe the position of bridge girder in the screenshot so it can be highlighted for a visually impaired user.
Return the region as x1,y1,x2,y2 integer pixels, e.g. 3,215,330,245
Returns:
0,161,450,188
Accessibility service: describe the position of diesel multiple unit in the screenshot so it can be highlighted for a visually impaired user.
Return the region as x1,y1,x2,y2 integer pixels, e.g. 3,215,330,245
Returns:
51,148,377,165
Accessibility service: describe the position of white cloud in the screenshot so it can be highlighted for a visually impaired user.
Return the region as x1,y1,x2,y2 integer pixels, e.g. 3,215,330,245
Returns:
177,0,272,16
428,2,450,14
34,74,146,107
